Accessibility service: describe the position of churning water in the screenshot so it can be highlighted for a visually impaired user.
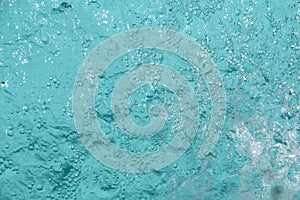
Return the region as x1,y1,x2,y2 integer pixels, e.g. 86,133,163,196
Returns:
0,0,299,199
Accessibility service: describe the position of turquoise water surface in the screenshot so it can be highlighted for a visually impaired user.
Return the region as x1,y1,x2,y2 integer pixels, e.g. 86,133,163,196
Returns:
0,0,299,199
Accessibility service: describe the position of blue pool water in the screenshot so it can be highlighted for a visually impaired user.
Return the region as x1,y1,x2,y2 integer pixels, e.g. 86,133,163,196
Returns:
0,0,299,199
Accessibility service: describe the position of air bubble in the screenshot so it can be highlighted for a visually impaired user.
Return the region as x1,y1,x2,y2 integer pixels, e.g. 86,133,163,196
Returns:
6,127,14,137
22,106,29,112
36,184,44,191
28,145,34,150
27,183,34,190
0,81,8,88
53,146,59,152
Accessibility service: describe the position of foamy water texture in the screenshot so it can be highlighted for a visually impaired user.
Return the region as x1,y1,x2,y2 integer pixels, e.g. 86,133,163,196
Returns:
0,0,299,199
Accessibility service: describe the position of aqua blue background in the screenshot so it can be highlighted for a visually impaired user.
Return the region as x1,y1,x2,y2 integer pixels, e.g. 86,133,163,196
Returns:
0,0,299,199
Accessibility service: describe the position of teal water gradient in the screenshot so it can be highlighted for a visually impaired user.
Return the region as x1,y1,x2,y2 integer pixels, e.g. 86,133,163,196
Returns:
0,0,299,199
